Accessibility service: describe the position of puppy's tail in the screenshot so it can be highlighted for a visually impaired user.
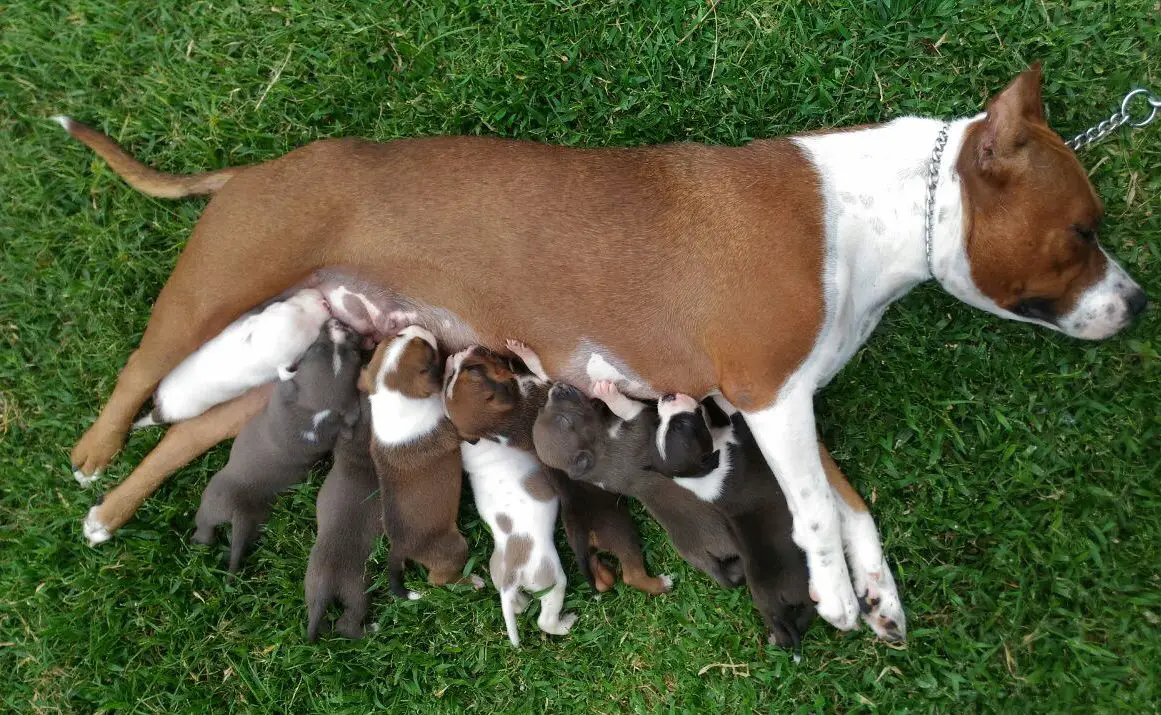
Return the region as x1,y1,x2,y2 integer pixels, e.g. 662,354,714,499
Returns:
52,116,241,199
500,588,522,647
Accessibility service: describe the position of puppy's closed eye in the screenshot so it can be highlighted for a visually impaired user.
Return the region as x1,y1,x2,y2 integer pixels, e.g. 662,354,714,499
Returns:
569,450,593,476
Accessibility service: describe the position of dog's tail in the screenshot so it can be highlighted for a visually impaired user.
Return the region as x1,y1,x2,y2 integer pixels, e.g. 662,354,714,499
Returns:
500,588,522,647
52,116,240,199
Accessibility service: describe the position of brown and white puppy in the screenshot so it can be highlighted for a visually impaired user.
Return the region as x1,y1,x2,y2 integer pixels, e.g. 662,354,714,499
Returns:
361,326,480,599
192,320,362,572
446,344,671,597
534,382,745,588
305,394,379,642
443,346,577,645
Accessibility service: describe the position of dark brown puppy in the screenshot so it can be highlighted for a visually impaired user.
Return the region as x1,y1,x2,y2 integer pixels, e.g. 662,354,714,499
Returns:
443,345,670,596
533,382,744,588
305,395,379,641
362,326,479,598
192,320,362,572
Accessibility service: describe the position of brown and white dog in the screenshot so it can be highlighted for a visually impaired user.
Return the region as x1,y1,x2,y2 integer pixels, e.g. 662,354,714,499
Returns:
59,65,1146,639
361,326,481,598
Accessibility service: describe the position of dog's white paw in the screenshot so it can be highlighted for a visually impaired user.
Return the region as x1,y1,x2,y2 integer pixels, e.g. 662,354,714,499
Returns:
855,562,906,642
808,557,860,631
658,574,674,591
83,505,111,546
469,574,486,590
73,468,101,487
407,590,423,601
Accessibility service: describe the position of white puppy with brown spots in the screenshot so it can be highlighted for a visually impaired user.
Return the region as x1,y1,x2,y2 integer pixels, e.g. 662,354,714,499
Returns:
443,346,575,647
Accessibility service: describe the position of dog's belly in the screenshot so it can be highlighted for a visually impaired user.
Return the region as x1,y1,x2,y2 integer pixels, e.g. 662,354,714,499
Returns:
306,270,696,398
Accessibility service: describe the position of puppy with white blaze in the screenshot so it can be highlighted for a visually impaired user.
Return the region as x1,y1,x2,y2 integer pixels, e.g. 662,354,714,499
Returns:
131,289,331,429
444,347,576,647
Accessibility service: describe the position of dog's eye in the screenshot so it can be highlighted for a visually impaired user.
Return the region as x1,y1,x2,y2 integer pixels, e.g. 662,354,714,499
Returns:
1072,224,1098,244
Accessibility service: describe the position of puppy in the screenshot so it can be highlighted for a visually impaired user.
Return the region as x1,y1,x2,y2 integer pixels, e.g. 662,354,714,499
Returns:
443,346,578,646
305,395,379,642
533,382,745,588
654,393,815,650
192,320,362,572
501,341,672,596
134,288,331,429
361,326,478,598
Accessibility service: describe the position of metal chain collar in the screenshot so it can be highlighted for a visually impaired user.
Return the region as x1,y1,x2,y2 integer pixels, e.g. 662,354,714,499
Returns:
924,123,951,280
1066,87,1160,151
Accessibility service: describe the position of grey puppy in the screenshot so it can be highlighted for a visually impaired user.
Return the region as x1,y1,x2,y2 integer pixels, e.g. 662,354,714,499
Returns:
192,319,363,572
305,394,379,641
533,383,744,587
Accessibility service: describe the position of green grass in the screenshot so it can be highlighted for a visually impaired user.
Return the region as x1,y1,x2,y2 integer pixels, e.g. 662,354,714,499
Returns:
1,0,1159,711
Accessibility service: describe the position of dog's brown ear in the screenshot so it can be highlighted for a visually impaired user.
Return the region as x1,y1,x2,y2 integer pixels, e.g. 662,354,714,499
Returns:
979,63,1044,173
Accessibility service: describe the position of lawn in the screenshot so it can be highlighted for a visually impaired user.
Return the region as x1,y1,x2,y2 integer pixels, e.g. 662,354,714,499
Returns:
1,0,1159,711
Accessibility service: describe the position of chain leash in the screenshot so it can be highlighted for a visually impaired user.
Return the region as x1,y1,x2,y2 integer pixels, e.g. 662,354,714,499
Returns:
1066,87,1160,151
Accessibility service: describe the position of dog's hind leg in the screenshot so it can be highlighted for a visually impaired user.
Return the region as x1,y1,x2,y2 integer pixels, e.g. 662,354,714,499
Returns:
500,587,524,647
84,385,272,545
533,558,576,637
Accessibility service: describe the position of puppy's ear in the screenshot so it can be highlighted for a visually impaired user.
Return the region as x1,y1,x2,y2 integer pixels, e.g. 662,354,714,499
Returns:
699,450,722,472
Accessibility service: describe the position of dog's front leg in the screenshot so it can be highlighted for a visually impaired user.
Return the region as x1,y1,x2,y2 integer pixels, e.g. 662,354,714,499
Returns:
743,388,859,631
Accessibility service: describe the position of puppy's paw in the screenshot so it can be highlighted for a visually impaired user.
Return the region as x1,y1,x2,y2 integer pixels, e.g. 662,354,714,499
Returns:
658,574,675,592
469,574,486,590
83,505,112,545
591,379,619,400
406,590,423,601
541,612,578,636
505,339,534,360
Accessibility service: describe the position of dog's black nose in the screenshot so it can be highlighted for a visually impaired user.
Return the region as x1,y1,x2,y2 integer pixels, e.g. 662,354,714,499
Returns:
660,393,677,403
1127,290,1148,318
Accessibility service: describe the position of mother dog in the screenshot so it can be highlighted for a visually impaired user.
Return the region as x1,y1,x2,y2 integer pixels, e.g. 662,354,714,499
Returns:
60,65,1146,640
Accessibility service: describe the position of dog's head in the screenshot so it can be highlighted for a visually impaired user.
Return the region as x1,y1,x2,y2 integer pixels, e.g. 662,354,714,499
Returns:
944,64,1146,339
652,393,716,477
279,319,362,409
443,345,526,444
533,382,606,480
358,325,441,398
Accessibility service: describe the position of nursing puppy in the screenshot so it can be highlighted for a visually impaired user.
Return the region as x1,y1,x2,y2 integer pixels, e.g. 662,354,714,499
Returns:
362,326,478,598
443,347,577,645
129,289,331,438
448,345,671,597
305,395,378,642
533,382,744,588
644,391,815,648
192,320,362,572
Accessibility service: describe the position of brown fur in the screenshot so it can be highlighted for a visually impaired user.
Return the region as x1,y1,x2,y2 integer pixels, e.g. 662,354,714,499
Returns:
957,65,1107,317
362,336,470,596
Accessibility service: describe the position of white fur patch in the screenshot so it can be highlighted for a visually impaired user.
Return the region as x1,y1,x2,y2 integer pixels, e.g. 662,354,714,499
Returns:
1057,251,1143,339
369,390,444,446
73,468,100,486
83,505,111,545
51,115,72,130
671,424,737,502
